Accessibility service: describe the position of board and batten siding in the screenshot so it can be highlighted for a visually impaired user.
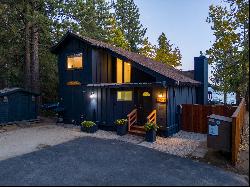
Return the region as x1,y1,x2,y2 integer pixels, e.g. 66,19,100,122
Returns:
91,49,113,83
167,86,196,136
57,37,92,123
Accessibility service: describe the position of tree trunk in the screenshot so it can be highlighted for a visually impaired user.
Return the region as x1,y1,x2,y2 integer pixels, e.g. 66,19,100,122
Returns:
25,19,31,90
223,92,227,105
236,91,241,105
31,25,40,93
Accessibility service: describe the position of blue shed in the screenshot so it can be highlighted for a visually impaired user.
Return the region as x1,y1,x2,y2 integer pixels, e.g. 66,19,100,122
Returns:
0,88,39,124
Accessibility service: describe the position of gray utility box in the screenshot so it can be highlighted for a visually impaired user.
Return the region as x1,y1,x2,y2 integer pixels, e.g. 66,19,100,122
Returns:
207,114,232,152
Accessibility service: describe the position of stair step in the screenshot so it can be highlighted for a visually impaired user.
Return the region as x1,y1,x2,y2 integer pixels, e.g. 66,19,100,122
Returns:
128,129,146,136
130,125,145,131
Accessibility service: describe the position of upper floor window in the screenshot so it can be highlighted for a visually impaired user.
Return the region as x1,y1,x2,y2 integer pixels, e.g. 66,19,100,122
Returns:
67,53,83,70
116,58,131,83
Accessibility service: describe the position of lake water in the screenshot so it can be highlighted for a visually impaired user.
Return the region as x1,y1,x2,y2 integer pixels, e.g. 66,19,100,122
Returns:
208,87,236,104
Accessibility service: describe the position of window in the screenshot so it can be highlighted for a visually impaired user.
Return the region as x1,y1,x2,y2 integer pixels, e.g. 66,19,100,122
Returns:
143,92,151,97
117,91,132,101
116,58,131,83
116,58,123,83
124,62,131,83
67,53,83,69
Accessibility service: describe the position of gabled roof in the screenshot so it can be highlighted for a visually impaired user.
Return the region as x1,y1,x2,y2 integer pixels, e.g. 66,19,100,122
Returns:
0,87,39,96
51,32,201,86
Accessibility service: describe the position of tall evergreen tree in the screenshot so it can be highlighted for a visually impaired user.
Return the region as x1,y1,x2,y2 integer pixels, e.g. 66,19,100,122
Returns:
114,0,147,52
139,37,156,59
107,17,130,50
155,33,182,67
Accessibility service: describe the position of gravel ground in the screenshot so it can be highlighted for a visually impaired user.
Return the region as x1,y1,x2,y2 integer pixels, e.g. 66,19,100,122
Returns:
0,124,85,161
58,123,207,157
0,122,206,161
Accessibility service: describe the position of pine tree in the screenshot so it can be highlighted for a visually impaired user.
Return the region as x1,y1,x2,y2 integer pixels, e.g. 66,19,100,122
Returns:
107,17,130,50
139,37,156,59
115,0,147,52
155,33,182,67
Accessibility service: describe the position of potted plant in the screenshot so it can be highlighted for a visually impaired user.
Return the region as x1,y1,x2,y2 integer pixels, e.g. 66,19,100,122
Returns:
144,122,159,142
81,121,98,133
115,119,128,136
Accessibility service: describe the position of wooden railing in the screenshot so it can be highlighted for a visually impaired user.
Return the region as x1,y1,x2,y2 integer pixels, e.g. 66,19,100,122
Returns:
127,109,137,131
231,98,246,165
147,110,157,124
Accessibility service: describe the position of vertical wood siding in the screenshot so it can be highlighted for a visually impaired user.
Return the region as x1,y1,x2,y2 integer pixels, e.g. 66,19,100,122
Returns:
167,86,197,136
181,104,237,133
231,99,246,165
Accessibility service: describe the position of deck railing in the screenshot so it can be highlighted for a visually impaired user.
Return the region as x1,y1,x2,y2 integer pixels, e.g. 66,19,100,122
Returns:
127,109,137,131
147,109,157,124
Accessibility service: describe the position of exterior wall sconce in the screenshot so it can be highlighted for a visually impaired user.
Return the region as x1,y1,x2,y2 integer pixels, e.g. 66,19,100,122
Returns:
90,92,96,99
158,92,164,98
157,92,166,103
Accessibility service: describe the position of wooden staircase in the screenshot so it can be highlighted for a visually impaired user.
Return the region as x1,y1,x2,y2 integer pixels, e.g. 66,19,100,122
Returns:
127,109,157,136
129,125,145,136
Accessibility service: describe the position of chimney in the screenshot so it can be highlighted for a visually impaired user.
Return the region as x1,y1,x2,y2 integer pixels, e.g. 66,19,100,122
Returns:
194,53,208,105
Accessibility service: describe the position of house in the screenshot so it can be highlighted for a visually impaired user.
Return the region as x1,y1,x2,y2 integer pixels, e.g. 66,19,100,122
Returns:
0,88,39,124
51,31,208,137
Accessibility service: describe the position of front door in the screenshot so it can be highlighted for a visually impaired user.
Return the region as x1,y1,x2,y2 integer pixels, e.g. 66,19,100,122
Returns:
137,89,153,125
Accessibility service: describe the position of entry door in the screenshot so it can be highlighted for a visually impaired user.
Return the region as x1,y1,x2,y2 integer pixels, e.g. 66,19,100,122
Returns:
137,90,153,125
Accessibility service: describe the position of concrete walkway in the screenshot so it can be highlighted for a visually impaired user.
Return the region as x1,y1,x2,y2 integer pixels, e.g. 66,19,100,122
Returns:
0,137,248,186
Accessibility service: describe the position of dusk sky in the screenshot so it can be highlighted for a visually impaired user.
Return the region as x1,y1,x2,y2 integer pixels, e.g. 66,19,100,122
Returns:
134,0,220,72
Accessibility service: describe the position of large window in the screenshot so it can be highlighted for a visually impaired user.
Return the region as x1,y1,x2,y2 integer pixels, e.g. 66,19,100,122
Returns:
116,58,131,83
124,62,131,83
117,91,133,101
116,58,123,83
67,53,83,69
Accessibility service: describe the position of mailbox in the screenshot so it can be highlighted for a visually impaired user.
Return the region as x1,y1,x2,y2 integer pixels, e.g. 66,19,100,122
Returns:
207,114,232,152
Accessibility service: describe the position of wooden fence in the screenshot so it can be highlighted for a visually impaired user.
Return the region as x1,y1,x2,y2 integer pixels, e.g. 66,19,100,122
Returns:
181,104,236,134
181,99,246,164
231,99,246,165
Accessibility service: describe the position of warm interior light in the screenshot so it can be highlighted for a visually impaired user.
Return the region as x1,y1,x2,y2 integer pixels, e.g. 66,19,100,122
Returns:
158,92,164,98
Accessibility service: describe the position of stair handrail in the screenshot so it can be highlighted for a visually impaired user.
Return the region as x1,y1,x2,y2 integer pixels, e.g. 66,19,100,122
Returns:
147,109,157,124
127,109,137,131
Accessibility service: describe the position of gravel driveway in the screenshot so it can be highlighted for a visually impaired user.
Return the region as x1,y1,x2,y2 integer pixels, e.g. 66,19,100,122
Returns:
0,122,207,161
0,137,248,186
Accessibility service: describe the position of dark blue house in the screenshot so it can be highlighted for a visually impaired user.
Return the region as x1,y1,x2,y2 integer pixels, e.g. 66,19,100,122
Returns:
0,88,39,124
51,32,208,137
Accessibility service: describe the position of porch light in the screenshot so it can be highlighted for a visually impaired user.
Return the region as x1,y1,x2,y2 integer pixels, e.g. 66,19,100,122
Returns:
90,92,96,99
158,92,164,98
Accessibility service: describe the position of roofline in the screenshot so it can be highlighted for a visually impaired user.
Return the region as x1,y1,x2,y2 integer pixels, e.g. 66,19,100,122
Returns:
51,31,201,86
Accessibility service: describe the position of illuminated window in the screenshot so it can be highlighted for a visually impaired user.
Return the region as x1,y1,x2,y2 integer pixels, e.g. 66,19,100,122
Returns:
67,53,83,69
116,58,123,83
116,58,131,83
117,91,132,101
143,92,151,97
124,62,131,83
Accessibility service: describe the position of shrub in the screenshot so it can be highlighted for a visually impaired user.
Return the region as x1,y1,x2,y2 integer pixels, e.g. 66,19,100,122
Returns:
81,121,96,128
144,122,159,132
115,119,128,126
